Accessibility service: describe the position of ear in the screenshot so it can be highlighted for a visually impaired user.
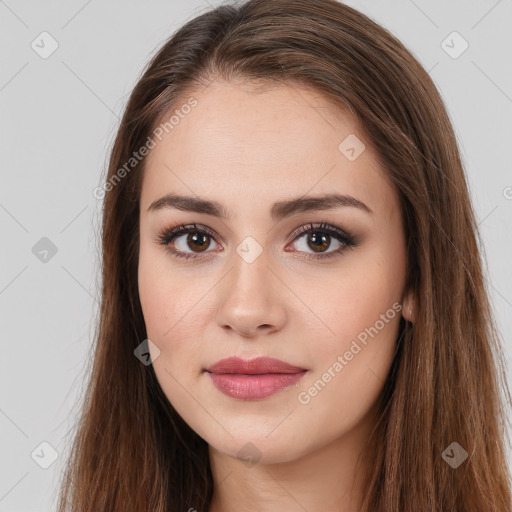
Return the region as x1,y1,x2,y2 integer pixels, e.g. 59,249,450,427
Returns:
401,291,416,324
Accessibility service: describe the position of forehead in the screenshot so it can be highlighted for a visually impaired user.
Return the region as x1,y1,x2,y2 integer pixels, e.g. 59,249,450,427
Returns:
140,80,398,224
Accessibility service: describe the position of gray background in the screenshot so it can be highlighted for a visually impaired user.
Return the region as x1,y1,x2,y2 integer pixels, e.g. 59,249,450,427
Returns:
1,0,511,510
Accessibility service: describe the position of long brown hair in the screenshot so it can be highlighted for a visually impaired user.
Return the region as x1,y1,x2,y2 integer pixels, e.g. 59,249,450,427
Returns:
55,0,512,510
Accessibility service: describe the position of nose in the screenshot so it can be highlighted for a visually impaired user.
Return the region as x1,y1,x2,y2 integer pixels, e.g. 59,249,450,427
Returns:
213,250,287,338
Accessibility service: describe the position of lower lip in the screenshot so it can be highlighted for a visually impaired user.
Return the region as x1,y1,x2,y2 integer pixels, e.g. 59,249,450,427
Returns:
207,371,307,400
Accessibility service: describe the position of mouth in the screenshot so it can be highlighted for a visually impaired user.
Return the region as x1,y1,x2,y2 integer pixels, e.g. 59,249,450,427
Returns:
204,356,307,400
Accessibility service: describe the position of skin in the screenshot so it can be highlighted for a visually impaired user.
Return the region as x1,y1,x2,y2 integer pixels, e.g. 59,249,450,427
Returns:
138,79,415,512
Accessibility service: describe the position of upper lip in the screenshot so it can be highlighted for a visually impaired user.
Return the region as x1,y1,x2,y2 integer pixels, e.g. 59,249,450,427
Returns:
205,356,306,375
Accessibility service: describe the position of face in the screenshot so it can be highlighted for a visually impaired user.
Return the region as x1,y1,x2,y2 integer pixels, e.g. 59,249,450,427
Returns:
138,79,409,464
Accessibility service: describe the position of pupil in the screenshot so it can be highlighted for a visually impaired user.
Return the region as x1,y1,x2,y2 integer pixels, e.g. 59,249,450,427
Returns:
308,233,330,252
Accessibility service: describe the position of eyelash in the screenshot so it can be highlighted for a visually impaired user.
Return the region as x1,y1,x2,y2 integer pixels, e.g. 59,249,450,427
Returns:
155,221,357,262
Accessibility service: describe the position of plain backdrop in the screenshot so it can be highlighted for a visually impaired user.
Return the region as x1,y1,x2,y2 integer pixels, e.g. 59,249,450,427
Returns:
1,0,511,510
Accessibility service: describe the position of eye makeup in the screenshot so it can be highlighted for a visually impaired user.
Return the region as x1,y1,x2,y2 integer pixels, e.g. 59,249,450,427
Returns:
154,220,358,262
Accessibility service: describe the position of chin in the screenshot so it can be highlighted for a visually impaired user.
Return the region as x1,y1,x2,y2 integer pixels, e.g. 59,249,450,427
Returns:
206,431,309,466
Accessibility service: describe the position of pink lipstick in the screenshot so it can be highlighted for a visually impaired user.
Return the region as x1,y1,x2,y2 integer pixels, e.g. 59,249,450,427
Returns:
205,356,307,400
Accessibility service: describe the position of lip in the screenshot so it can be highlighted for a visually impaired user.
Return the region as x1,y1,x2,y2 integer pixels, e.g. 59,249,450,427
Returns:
205,356,307,400
205,356,306,375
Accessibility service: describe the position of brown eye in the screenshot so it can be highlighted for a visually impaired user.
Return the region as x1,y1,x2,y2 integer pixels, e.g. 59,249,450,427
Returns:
156,224,219,260
293,231,342,255
184,232,211,252
288,222,357,260
305,232,332,253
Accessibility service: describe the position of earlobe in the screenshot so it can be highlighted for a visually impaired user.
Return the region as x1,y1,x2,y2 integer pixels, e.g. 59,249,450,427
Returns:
401,292,416,324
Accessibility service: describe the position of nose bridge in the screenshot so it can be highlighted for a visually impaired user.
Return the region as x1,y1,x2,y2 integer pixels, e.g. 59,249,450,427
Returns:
228,239,274,305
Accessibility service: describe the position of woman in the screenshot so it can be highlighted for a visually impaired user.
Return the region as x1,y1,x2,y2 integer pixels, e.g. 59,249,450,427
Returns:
56,0,512,510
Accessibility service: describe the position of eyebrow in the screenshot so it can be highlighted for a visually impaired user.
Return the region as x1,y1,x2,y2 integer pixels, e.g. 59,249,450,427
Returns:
147,192,373,222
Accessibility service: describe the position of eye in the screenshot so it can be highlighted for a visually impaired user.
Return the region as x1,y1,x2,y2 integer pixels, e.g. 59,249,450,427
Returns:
156,223,220,260
287,221,357,260
156,221,357,261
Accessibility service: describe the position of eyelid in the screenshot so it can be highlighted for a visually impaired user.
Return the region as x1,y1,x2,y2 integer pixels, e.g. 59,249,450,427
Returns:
289,221,354,243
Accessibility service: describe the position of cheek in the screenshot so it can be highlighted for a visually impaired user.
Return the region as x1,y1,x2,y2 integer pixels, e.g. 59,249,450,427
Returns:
295,288,401,437
305,280,401,386
293,244,404,404
138,244,214,371
139,240,190,332
321,234,406,339
293,256,403,350
138,250,207,412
